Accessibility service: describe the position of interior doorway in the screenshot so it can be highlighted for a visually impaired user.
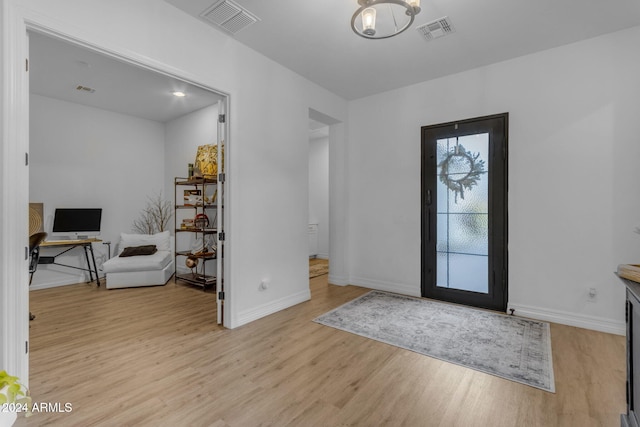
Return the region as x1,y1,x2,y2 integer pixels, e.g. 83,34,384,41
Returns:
308,119,330,263
421,113,508,311
25,26,232,337
2,14,235,389
308,118,330,282
27,30,229,302
307,108,345,287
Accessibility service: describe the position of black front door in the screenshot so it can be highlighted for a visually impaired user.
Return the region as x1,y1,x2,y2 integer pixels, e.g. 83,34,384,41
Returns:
421,113,508,311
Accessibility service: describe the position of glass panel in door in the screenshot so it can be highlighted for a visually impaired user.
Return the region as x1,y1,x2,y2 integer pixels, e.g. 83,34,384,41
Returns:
436,134,489,293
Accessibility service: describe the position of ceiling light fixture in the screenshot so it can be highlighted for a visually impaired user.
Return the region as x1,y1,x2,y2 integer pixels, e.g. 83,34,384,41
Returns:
172,91,186,97
351,0,421,39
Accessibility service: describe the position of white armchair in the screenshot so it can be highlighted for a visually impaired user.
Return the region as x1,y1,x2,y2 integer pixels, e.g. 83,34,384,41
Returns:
102,231,174,289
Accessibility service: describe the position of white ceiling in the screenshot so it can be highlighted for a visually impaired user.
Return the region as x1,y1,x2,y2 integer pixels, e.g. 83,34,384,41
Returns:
166,0,640,100
29,32,224,123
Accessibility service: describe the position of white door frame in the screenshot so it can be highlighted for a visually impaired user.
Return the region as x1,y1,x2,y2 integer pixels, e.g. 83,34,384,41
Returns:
0,2,232,383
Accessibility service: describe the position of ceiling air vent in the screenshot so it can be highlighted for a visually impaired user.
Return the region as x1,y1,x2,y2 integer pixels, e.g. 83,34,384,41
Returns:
200,0,260,35
416,16,455,41
76,85,95,93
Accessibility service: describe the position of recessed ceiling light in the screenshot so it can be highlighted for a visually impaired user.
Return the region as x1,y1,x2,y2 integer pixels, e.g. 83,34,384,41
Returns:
172,91,186,97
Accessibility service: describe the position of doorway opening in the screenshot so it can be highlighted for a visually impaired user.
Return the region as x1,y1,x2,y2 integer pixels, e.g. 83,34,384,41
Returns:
308,118,329,271
421,113,508,311
308,119,329,281
23,26,232,407
27,29,230,320
307,108,341,284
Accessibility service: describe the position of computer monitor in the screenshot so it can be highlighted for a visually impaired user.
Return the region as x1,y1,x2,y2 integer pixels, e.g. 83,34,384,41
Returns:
52,208,102,238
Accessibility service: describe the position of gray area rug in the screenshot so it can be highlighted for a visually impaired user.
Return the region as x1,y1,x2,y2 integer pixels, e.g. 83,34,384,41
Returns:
314,290,555,392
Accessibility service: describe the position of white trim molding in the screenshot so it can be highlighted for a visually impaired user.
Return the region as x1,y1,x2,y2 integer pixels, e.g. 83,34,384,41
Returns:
235,289,310,327
1,0,30,384
29,275,87,291
349,276,421,297
327,273,349,286
508,302,625,336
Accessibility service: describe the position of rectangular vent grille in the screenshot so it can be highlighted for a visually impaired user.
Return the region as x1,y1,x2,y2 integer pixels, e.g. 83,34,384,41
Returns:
200,0,259,35
76,85,95,93
416,16,455,41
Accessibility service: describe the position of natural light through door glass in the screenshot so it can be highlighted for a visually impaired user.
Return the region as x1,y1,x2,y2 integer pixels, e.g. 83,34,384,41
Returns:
436,133,489,293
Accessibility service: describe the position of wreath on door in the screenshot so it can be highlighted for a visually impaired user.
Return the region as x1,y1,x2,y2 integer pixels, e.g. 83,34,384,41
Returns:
438,143,485,203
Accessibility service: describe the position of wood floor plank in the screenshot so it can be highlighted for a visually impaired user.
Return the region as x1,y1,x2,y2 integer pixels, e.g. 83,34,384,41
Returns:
14,270,625,426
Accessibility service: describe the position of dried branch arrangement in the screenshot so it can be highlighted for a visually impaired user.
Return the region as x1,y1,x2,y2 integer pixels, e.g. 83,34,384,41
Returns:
132,193,173,234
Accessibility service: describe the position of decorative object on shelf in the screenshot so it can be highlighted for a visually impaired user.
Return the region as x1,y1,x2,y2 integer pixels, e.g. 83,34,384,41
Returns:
132,192,173,234
189,234,217,258
194,274,216,284
438,142,485,203
181,218,195,230
194,247,216,258
351,0,421,39
29,202,44,236
193,143,224,180
183,189,202,206
188,163,194,178
191,235,205,254
203,234,217,258
185,255,199,271
194,213,209,229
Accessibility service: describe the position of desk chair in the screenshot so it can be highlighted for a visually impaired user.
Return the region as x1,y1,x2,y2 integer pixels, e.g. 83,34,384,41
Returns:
28,232,47,320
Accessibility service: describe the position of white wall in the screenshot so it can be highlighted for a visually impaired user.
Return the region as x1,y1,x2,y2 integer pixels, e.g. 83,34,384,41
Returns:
309,135,329,259
164,104,219,195
347,26,640,334
29,94,166,289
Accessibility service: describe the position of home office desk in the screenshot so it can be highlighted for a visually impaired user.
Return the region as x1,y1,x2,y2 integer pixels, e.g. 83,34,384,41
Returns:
39,238,102,286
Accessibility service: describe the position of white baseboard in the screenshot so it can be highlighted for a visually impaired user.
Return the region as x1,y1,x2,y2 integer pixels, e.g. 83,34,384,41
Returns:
236,289,311,327
30,274,87,290
327,274,349,286
349,276,421,297
315,253,329,260
508,302,625,336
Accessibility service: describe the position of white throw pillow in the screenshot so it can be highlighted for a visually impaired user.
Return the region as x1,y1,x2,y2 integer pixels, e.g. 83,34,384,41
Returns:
119,230,171,253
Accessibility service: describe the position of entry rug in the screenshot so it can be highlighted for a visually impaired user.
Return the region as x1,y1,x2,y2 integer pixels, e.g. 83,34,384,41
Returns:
314,290,555,392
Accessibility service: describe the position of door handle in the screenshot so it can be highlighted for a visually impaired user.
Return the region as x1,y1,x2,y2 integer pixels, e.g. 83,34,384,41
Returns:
426,190,432,241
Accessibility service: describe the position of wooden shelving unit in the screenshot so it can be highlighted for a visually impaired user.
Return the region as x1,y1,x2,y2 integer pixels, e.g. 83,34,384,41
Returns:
174,177,219,289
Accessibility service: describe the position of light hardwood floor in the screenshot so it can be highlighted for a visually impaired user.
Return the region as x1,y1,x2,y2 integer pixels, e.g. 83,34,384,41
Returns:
16,269,625,427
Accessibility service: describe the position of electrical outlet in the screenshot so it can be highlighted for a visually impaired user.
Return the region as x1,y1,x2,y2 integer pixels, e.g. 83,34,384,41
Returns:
259,279,269,291
588,287,597,302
